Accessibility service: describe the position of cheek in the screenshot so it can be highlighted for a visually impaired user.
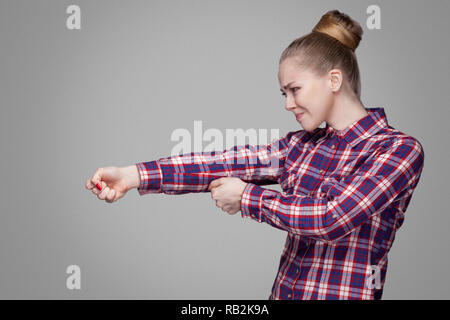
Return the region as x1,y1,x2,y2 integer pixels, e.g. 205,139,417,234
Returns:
303,84,328,112
300,85,331,123
312,83,333,110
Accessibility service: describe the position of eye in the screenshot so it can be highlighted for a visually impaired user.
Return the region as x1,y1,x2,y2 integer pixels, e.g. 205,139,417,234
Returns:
280,87,300,97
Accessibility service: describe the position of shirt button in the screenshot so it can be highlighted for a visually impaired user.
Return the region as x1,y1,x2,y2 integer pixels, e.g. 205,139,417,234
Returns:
319,169,324,174
332,214,338,219
331,144,335,149
287,294,292,298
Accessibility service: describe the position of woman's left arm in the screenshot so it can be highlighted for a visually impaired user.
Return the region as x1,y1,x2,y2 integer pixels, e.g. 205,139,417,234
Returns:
238,137,425,242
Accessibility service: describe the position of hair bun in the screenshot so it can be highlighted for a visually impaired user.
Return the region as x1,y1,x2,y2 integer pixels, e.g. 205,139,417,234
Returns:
312,10,363,52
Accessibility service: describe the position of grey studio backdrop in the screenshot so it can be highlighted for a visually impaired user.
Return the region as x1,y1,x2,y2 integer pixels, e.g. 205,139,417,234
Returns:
0,0,449,299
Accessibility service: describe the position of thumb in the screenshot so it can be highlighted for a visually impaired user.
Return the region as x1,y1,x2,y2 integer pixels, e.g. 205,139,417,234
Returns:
90,167,105,189
208,178,224,191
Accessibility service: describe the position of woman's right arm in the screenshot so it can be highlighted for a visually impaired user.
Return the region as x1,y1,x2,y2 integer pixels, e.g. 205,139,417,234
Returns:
136,130,304,196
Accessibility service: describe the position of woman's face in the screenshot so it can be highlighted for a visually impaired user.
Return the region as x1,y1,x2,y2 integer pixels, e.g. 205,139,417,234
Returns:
278,57,334,132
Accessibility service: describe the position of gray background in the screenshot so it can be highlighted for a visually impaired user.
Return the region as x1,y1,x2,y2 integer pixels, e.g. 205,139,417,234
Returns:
1,0,449,299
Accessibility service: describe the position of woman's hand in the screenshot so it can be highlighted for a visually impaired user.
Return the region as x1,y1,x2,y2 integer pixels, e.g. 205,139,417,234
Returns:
208,177,248,215
85,165,140,203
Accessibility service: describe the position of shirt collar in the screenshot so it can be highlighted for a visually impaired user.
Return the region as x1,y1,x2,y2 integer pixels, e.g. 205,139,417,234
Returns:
311,107,389,148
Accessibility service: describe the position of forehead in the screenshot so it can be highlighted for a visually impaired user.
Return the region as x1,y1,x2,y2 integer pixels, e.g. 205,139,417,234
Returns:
278,58,314,86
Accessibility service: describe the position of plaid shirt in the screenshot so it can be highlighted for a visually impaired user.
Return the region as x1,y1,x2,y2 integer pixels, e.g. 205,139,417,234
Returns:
135,107,424,300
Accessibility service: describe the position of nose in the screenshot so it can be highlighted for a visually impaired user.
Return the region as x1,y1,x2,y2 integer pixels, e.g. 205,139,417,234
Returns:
285,96,297,112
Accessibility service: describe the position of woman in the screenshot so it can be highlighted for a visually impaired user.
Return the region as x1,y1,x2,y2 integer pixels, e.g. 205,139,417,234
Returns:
85,10,424,300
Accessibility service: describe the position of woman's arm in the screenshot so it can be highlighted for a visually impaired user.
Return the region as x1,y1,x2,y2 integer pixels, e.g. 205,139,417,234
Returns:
239,137,425,242
136,130,304,196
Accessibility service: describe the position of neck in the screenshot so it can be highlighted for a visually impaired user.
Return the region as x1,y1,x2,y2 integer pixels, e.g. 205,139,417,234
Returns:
326,90,368,131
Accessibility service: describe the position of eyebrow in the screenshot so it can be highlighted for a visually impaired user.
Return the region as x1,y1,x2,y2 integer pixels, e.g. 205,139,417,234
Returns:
280,81,296,91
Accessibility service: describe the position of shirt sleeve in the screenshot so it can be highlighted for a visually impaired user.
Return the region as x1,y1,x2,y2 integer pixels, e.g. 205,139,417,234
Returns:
135,130,302,196
240,137,425,242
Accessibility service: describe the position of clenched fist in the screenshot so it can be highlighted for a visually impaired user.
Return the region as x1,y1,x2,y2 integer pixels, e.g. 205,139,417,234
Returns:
207,177,248,215
85,165,140,203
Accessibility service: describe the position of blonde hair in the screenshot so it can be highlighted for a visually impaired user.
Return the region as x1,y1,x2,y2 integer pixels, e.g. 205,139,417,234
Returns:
280,10,364,98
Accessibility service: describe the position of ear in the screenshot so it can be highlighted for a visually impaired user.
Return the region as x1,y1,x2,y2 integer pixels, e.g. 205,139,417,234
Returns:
329,69,343,92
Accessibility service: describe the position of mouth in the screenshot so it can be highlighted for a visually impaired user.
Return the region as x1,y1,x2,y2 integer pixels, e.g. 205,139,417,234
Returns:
295,112,304,120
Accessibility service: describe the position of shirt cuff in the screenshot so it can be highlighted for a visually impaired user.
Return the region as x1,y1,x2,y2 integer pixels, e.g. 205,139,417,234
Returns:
240,183,265,222
135,161,162,195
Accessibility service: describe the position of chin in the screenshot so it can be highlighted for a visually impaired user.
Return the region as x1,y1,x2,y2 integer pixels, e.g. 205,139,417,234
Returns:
301,122,318,133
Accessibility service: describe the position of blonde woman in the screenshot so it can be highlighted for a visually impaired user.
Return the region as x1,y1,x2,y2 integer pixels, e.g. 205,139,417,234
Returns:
86,10,424,300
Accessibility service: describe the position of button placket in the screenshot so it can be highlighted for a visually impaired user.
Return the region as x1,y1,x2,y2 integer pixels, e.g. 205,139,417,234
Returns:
290,239,311,300
312,137,339,195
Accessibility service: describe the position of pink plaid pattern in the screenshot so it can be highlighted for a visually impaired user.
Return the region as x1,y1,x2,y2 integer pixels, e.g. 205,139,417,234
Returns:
136,107,424,300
